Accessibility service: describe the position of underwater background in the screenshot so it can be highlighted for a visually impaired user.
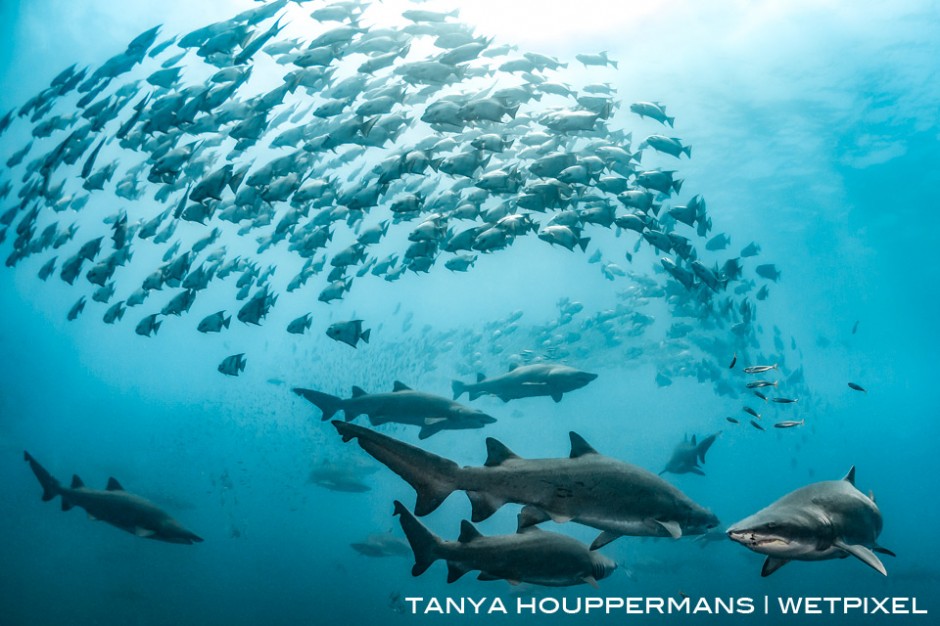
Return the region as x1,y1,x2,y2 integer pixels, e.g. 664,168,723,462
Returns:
0,1,938,624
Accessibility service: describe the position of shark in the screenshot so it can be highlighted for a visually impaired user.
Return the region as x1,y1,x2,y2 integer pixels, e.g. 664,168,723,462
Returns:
660,432,720,476
394,500,617,587
333,422,718,549
294,381,496,439
727,466,894,576
24,451,203,544
452,363,597,403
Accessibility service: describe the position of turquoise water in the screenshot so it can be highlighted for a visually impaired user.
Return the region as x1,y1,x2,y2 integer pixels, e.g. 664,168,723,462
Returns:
0,1,938,624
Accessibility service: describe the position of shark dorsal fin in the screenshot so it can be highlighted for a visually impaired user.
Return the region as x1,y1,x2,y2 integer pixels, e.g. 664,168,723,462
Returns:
569,432,598,458
106,477,124,491
476,372,486,383
484,438,519,467
351,386,367,398
392,381,411,392
843,466,856,485
691,434,697,445
71,474,84,489
458,520,483,543
508,363,518,372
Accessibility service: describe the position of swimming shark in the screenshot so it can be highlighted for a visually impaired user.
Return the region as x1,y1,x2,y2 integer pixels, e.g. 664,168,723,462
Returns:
294,381,496,439
394,500,617,587
333,422,718,549
24,451,203,544
727,467,894,576
452,363,598,403
660,432,720,476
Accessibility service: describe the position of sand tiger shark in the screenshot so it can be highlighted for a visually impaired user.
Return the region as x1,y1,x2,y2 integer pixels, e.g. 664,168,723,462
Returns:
452,363,597,403
727,466,894,576
24,451,203,544
394,500,617,587
333,422,718,549
660,432,720,476
294,381,496,439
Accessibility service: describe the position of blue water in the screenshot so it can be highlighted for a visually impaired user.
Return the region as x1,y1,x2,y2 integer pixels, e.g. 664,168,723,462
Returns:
1,1,938,625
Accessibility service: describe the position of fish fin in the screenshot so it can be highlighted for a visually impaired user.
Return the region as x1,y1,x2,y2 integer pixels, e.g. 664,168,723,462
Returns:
507,363,518,372
697,433,719,462
467,490,503,522
392,381,411,392
655,519,682,539
874,546,896,557
477,572,500,581
71,474,84,489
393,500,441,576
418,421,449,439
517,505,550,530
23,451,61,502
61,497,75,512
468,390,485,401
360,328,370,343
569,432,599,458
451,380,465,400
476,372,486,383
761,557,790,577
578,237,590,253
834,539,886,575
689,467,705,476
292,387,343,421
582,576,600,589
457,520,483,543
351,386,367,398
590,530,621,550
106,477,124,491
446,561,470,583
484,438,519,467
551,391,563,402
842,466,856,485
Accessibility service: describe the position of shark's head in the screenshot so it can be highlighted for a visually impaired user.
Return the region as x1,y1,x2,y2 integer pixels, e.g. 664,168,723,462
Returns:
456,406,497,424
590,551,618,582
155,518,204,545
550,367,598,391
684,506,720,535
726,507,822,559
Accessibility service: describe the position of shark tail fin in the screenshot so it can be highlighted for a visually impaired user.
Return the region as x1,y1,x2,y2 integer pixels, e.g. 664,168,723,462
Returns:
333,421,460,516
393,500,441,577
23,451,61,502
292,388,344,421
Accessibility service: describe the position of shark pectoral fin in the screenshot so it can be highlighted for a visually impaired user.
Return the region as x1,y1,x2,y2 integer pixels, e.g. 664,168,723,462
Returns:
517,505,550,530
551,391,563,403
689,467,705,476
477,572,500,581
761,557,790,577
419,420,449,439
834,539,887,576
134,527,156,538
61,498,75,512
874,545,897,557
590,530,621,550
446,561,470,583
467,491,503,522
654,519,682,539
582,576,600,589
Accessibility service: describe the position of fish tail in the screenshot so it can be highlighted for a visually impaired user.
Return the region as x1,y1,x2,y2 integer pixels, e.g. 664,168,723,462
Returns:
293,388,344,421
23,451,61,502
393,500,441,576
360,328,371,344
666,115,676,127
610,60,619,69
683,145,692,158
578,237,590,253
334,421,460,516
